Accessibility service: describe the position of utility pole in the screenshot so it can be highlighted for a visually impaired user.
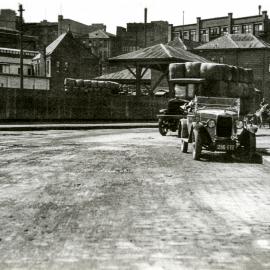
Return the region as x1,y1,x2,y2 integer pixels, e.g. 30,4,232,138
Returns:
18,4,24,91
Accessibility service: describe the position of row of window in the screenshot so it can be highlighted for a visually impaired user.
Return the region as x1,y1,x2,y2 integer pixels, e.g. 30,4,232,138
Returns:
180,23,263,42
0,64,33,75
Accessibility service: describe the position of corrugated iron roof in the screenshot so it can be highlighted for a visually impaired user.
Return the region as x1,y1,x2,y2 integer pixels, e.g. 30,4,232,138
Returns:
89,29,115,39
195,34,270,50
167,37,187,50
95,68,151,81
109,43,208,63
168,37,203,51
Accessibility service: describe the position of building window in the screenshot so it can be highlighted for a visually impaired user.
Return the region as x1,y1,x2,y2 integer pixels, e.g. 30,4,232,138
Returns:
200,29,208,42
219,56,224,63
17,68,20,74
46,60,50,76
0,64,3,73
190,30,196,41
210,27,220,37
232,25,241,34
183,31,189,40
221,27,228,35
242,24,252,33
254,23,263,35
28,68,32,76
64,62,69,72
56,61,60,72
211,57,216,62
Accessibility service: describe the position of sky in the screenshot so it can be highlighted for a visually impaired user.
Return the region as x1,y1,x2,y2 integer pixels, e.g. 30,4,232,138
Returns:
2,0,270,34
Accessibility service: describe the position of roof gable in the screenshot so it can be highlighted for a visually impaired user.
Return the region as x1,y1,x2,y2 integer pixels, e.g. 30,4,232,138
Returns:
89,29,115,39
110,43,208,63
33,32,69,60
195,34,270,50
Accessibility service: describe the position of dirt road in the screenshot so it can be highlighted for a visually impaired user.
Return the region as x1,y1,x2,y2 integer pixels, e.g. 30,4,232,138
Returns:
0,129,270,269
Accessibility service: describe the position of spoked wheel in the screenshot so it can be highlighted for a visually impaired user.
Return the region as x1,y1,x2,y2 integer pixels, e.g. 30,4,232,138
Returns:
177,121,182,138
192,132,202,160
180,139,188,153
158,120,168,136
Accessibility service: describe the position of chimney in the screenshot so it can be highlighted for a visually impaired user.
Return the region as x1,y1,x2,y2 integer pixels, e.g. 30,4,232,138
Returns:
58,15,63,36
259,5,262,15
144,8,147,47
228,13,233,34
144,8,147,24
262,10,268,20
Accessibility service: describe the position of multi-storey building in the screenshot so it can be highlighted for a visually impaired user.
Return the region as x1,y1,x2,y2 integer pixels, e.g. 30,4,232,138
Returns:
116,20,172,54
0,9,18,30
173,9,270,44
24,15,106,50
0,47,49,90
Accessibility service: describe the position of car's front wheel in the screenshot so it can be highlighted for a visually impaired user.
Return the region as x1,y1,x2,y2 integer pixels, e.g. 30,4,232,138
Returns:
158,120,168,136
192,132,202,160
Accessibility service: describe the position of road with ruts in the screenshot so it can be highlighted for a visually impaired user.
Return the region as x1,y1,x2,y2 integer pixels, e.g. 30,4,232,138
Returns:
0,128,270,269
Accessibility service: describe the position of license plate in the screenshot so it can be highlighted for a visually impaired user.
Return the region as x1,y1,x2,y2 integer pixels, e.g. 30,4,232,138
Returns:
216,144,235,151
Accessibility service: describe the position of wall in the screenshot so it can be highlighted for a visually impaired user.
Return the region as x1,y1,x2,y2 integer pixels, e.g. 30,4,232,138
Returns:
0,88,168,121
0,9,17,30
0,75,50,90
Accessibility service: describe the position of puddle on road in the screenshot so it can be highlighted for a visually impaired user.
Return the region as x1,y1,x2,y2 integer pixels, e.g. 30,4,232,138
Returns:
253,239,270,249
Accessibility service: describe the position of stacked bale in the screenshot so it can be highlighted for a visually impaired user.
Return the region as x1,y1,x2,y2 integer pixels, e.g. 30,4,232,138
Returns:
64,78,121,94
168,62,255,99
169,63,185,79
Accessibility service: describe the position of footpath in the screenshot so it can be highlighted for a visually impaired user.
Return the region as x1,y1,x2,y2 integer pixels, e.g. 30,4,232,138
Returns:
0,121,269,166
0,122,157,131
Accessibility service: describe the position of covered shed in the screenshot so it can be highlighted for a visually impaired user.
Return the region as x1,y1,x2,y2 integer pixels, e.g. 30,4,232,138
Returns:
109,43,208,96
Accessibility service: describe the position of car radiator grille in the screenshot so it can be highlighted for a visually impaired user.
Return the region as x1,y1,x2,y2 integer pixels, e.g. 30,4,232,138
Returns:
216,116,232,137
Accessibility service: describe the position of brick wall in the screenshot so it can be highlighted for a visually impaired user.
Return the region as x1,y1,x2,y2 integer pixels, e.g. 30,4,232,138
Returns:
0,88,168,121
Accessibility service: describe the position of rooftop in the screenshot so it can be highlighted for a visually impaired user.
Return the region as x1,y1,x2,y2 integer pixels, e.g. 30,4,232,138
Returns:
110,43,208,63
195,34,270,50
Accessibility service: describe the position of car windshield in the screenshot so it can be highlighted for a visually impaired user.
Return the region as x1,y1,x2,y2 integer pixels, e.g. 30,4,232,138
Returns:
195,96,240,112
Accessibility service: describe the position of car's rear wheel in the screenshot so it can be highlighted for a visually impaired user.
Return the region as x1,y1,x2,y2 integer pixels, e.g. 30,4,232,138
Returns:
158,120,168,136
177,121,182,138
181,139,188,153
192,132,202,160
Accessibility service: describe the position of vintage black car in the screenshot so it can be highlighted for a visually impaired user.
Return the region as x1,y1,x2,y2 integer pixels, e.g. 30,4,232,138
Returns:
179,96,257,160
157,98,188,136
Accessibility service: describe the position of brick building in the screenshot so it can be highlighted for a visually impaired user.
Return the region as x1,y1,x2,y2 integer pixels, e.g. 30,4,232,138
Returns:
173,9,270,44
193,33,270,101
0,9,18,30
24,15,106,50
32,31,99,91
0,28,37,50
116,20,172,54
0,47,49,90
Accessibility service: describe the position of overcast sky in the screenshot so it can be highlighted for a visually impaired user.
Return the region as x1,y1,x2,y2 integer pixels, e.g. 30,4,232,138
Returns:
2,0,270,33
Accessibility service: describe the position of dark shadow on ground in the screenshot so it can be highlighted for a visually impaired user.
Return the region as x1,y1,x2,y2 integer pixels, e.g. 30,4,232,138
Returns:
197,151,262,164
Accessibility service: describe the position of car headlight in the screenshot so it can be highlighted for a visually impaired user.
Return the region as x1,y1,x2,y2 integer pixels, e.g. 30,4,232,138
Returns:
207,119,216,128
235,120,244,129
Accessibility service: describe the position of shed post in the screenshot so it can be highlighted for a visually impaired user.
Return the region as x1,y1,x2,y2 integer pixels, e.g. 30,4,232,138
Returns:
135,64,142,96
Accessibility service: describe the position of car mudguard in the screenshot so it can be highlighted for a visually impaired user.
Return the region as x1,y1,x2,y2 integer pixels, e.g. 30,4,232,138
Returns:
189,122,212,145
